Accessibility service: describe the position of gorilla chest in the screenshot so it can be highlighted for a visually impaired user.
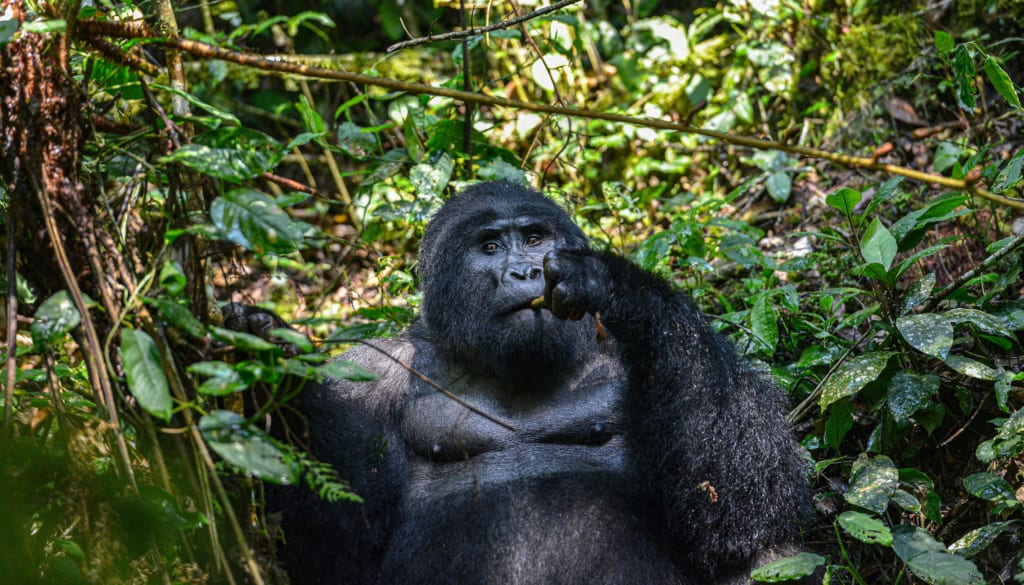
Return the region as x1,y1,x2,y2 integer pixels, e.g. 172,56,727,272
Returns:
398,373,628,497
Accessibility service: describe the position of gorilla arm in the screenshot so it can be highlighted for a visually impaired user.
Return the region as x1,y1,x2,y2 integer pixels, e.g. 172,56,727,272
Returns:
543,250,811,582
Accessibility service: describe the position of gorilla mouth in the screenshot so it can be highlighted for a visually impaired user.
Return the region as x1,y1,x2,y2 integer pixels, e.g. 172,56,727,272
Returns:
498,298,544,316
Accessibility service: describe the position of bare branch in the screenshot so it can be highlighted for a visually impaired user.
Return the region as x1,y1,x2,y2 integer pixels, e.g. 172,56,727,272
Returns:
386,0,584,52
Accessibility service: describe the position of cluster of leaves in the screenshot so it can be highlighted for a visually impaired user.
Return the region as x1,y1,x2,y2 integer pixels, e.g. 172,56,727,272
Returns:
2,0,1023,583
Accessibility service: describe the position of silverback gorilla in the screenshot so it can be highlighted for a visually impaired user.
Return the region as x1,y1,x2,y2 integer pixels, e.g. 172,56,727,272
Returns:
262,180,811,584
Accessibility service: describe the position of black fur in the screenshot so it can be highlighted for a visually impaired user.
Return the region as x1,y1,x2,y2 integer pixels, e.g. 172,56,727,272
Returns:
273,180,811,585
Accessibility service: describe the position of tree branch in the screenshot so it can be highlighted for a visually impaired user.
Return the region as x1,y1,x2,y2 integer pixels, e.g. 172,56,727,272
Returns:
386,0,584,52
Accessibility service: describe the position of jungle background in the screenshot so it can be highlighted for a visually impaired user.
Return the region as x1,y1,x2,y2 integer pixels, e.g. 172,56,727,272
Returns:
1,0,1023,583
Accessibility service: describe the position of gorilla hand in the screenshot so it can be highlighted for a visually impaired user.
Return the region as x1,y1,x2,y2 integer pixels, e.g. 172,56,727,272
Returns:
221,302,304,357
542,250,611,321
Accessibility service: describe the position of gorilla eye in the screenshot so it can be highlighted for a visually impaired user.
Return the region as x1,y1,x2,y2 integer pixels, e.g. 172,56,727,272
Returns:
481,242,500,254
525,235,544,246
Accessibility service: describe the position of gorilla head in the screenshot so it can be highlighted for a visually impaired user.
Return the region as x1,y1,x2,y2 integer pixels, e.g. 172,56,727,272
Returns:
417,180,594,386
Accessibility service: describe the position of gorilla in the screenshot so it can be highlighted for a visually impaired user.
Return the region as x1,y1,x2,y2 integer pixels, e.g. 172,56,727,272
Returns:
248,180,811,585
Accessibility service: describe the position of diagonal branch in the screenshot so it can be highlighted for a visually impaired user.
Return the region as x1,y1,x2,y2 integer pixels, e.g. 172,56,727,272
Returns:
77,19,1024,211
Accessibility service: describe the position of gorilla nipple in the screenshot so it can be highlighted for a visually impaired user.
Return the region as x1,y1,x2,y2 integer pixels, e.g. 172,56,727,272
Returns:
431,443,443,456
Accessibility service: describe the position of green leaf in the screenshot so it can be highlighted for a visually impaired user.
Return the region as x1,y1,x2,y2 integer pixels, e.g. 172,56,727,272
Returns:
962,472,1018,507
825,187,862,216
886,372,941,423
410,151,454,198
317,360,379,382
860,218,897,271
824,399,854,451
845,454,898,515
120,329,173,422
161,143,274,183
188,361,248,396
336,121,377,158
892,489,922,512
31,290,81,350
993,149,1024,192
159,261,187,297
983,57,1021,109
209,326,279,352
943,354,999,381
949,521,1016,558
268,328,314,354
838,511,892,546
765,171,791,203
952,45,977,112
819,352,895,410
296,95,326,135
892,525,984,585
750,552,825,582
902,273,936,314
148,298,205,338
896,313,953,359
210,189,312,254
199,410,299,484
750,296,779,353
934,31,954,55
944,308,1016,339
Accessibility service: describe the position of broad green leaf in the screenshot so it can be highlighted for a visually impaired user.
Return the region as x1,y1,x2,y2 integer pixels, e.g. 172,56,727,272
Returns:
892,525,984,585
934,31,954,55
902,273,936,314
896,313,953,359
952,45,977,112
751,296,779,354
892,489,922,512
845,454,898,515
188,361,248,396
933,142,962,174
983,57,1021,109
296,95,326,135
949,521,1016,558
478,159,528,184
148,298,205,338
765,171,791,203
944,354,999,381
268,328,314,354
993,149,1024,192
750,552,825,583
860,218,897,270
962,472,1018,507
31,290,81,350
210,189,312,254
336,121,377,158
410,151,454,198
824,399,854,451
209,326,279,352
862,176,904,218
199,410,298,484
819,352,895,410
317,360,379,382
886,372,940,423
825,187,862,216
120,329,173,422
161,143,273,182
838,511,892,546
944,308,1016,339
159,261,187,297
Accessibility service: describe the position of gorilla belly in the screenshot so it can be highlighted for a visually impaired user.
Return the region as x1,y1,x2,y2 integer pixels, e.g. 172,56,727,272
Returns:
382,444,690,585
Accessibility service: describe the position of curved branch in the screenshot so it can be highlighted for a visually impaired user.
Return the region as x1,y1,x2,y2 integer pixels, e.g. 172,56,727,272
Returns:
77,20,1024,210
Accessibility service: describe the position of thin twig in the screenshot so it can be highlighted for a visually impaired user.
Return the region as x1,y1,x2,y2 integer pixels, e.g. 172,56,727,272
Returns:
358,340,518,432
387,0,583,52
923,230,1024,312
3,206,16,435
77,20,1024,211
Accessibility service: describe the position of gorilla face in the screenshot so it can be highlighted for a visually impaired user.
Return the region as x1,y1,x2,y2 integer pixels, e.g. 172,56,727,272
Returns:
418,181,595,386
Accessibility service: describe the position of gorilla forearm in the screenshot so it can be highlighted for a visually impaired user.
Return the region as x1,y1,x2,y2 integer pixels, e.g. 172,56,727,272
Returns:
550,249,810,576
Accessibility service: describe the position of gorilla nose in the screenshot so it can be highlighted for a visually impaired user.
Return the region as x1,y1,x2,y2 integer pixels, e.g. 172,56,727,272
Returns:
506,263,542,282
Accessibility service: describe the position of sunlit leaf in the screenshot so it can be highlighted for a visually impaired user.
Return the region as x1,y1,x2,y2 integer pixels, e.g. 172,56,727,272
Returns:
896,313,953,359
750,552,825,583
845,454,897,515
188,361,248,396
902,273,935,314
962,472,1018,507
31,290,81,351
983,57,1021,110
819,352,895,410
317,360,379,382
210,189,313,254
952,45,977,112
886,372,940,423
860,218,897,271
949,522,1016,558
934,31,954,55
825,187,862,216
751,296,779,353
944,354,999,381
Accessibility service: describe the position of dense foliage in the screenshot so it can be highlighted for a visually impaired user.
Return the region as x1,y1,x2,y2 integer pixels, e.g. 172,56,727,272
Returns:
1,0,1022,583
